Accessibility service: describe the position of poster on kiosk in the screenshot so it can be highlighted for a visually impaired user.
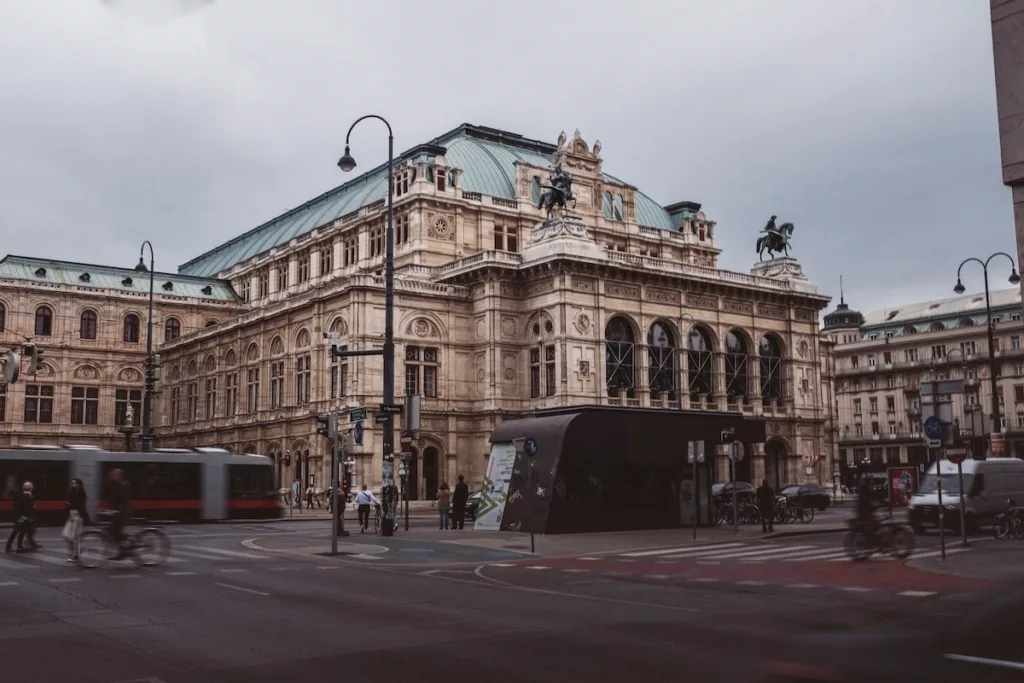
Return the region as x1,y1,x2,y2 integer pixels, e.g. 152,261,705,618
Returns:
888,466,917,507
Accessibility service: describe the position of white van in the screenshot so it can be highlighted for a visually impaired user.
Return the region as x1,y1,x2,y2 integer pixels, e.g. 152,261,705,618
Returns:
907,458,1024,533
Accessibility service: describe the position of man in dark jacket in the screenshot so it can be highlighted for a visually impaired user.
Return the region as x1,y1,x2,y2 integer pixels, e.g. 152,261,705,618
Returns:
5,482,40,553
104,469,132,557
451,475,470,530
855,479,878,537
756,479,775,533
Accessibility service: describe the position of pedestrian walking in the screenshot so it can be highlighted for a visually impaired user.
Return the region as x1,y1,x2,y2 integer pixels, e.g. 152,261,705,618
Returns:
305,485,315,510
5,482,41,553
63,478,89,561
451,475,469,530
436,481,451,530
756,479,775,533
354,484,379,533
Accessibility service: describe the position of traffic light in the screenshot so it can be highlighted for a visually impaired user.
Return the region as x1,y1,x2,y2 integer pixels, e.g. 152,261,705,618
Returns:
25,344,44,374
721,428,736,444
315,412,336,440
151,354,162,392
284,452,292,467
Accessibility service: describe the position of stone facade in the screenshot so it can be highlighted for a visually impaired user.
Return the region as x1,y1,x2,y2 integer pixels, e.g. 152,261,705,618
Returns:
0,256,241,450
157,125,833,497
992,0,1024,297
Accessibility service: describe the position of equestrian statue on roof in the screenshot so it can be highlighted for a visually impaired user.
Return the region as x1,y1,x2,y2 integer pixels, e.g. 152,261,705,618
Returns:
755,215,795,261
537,165,577,217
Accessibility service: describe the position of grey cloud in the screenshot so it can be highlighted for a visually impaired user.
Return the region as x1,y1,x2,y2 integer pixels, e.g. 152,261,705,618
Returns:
0,0,1010,313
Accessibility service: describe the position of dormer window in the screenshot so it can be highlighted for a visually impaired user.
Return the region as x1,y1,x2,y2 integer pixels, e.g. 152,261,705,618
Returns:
436,167,446,191
162,281,173,291
121,277,133,287
394,168,413,197
34,268,46,278
79,273,90,283
201,285,213,295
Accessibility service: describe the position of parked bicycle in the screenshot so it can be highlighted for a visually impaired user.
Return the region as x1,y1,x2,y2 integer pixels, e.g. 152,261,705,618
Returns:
992,498,1024,540
77,514,171,569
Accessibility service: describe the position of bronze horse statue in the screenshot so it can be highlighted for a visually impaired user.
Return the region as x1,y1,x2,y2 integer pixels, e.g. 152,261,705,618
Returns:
537,167,577,217
756,222,794,261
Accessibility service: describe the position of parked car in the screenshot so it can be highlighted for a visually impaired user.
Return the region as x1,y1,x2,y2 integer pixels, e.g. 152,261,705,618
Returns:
712,482,756,501
778,484,831,511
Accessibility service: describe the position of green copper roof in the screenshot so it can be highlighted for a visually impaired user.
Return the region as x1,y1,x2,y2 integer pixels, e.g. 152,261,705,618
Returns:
0,255,238,302
179,123,679,278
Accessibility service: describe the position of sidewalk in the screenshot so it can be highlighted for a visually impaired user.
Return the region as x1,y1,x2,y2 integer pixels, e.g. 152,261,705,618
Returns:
908,538,1024,582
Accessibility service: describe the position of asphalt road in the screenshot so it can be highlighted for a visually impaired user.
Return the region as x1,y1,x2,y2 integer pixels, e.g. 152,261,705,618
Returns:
0,523,1006,683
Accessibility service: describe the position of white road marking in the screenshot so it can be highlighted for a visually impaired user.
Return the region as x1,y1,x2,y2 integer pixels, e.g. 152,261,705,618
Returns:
688,577,719,583
841,587,874,593
647,574,671,580
0,556,31,569
781,550,850,563
349,554,383,560
578,557,601,561
786,583,820,589
736,580,768,586
15,551,69,566
48,578,82,584
178,545,268,560
622,542,745,558
562,569,588,573
689,545,817,561
696,561,722,565
173,550,239,561
899,591,937,597
219,568,248,574
909,547,970,560
525,566,551,570
490,563,515,567
269,567,298,571
0,581,18,587
109,574,142,579
166,571,196,576
317,566,344,570
215,582,270,596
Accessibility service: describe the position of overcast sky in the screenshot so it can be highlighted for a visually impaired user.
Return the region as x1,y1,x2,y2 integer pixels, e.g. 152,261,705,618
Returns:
0,0,1013,315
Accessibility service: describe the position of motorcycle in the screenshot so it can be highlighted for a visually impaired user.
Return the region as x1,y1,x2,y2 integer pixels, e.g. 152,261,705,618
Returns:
844,516,915,562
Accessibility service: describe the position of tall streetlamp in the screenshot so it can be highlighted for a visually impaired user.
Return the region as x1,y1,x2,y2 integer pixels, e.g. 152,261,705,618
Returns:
953,252,1020,450
336,114,398,536
134,241,156,452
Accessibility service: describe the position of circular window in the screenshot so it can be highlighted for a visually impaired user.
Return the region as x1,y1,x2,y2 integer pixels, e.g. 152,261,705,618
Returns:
545,320,554,334
532,323,541,336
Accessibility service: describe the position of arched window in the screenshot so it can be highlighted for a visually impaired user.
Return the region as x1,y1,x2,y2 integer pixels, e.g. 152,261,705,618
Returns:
123,314,140,343
725,331,749,398
605,317,636,398
759,334,784,404
165,317,181,341
687,327,714,397
648,321,676,399
929,321,945,332
957,318,974,329
35,305,53,336
225,349,237,367
80,310,98,340
902,325,918,335
0,302,6,332
205,320,218,328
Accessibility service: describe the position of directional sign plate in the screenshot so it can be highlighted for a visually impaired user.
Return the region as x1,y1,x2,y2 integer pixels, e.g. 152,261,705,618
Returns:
926,438,942,448
374,414,390,425
379,404,403,415
349,406,367,422
924,416,943,440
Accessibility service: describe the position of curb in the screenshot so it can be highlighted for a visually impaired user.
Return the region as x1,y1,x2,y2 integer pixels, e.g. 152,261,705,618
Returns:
766,525,847,540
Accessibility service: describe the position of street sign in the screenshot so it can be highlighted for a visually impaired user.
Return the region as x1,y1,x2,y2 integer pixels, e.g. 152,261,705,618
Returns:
523,437,538,458
728,441,745,462
945,447,968,465
924,416,943,440
991,433,1006,458
400,431,414,451
374,413,390,425
379,404,402,415
349,406,366,422
353,421,364,445
926,438,942,448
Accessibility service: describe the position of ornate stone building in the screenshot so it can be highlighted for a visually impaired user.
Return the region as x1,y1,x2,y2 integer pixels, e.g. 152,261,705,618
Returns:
0,255,240,449
152,124,832,497
825,284,1024,488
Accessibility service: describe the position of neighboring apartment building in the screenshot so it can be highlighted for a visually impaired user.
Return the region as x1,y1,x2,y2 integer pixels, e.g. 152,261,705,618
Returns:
156,124,834,497
0,255,241,450
825,286,1024,487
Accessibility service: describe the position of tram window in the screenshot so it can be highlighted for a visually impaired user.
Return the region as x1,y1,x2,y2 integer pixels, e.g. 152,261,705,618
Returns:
100,462,201,501
229,465,274,499
0,459,70,501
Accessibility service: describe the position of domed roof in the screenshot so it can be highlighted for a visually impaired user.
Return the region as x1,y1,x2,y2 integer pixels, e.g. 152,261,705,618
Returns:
823,298,864,330
178,123,677,278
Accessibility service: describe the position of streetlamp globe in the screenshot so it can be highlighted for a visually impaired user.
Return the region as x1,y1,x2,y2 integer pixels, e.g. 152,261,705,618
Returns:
1010,268,1021,285
134,257,148,273
953,279,966,295
337,146,357,172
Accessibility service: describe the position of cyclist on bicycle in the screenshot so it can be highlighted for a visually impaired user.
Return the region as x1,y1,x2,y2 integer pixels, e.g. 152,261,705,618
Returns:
354,484,379,533
104,469,133,558
855,478,879,539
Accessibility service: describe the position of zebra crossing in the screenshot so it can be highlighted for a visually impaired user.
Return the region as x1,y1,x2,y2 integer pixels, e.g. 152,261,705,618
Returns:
0,542,272,572
607,540,974,564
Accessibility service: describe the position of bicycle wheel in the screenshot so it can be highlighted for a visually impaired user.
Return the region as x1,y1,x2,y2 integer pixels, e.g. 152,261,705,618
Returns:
132,528,171,566
785,506,799,524
800,507,815,524
994,517,1011,539
1013,517,1024,540
844,529,872,562
889,526,915,559
77,530,115,569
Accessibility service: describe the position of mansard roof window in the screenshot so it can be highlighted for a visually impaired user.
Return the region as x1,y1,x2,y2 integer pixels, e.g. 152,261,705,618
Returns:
121,276,133,287
162,281,174,291
34,267,46,278
79,272,91,282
